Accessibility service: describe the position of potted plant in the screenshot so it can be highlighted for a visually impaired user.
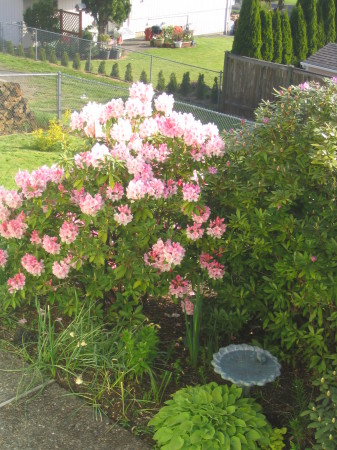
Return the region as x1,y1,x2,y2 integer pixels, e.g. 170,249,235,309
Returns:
98,34,111,59
144,27,152,41
182,30,194,48
152,33,164,47
173,26,183,48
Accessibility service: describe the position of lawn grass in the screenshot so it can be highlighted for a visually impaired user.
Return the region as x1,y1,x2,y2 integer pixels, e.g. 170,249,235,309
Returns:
0,134,60,189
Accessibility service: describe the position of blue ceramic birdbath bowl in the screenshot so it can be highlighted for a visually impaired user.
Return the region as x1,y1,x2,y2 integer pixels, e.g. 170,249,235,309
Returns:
212,344,281,395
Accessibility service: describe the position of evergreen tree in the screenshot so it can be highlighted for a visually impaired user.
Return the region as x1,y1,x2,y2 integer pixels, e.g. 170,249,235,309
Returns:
6,41,14,55
211,77,219,104
124,63,133,82
61,51,69,67
39,47,47,62
232,0,262,59
166,73,178,93
85,58,93,72
72,53,81,70
260,9,273,61
156,70,166,91
272,10,283,63
16,44,24,57
316,0,326,48
290,5,308,65
298,0,318,55
322,0,336,43
98,60,106,75
28,47,35,59
281,12,293,64
180,72,191,95
49,49,58,64
110,62,119,78
139,69,148,83
196,74,207,99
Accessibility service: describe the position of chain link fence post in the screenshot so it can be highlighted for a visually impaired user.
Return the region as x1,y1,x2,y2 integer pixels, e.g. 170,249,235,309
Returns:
89,41,92,68
35,28,38,61
57,72,62,120
0,23,4,52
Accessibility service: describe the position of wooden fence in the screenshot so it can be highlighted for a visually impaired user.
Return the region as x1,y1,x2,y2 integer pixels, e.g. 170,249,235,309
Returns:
221,52,326,119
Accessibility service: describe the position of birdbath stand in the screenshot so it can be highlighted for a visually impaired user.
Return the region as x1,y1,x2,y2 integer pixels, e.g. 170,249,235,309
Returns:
211,344,281,396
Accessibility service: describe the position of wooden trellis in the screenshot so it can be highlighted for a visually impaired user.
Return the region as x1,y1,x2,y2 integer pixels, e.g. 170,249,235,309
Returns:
56,9,83,37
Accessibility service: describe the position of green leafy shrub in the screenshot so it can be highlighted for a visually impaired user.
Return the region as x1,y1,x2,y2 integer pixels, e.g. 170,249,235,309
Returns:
196,73,207,99
110,62,120,78
85,58,92,72
166,72,178,93
16,44,25,57
139,69,148,84
72,53,81,70
33,118,68,152
156,70,166,92
180,71,191,95
28,46,35,59
211,77,219,104
38,47,47,62
98,60,106,75
148,382,274,449
124,63,133,82
61,51,69,67
6,41,14,55
302,364,337,449
49,49,58,64
205,79,337,372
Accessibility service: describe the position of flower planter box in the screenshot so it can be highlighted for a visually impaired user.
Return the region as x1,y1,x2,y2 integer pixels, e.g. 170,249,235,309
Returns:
182,41,192,48
153,38,164,47
174,41,182,48
99,49,110,60
110,48,122,59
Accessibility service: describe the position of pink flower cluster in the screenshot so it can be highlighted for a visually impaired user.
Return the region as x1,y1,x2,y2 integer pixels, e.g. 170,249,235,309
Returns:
7,273,26,294
200,252,225,279
42,235,61,255
191,206,211,224
169,275,191,298
30,230,42,245
52,260,71,279
154,93,174,116
59,221,79,244
0,212,27,239
186,222,204,240
206,217,227,239
0,187,23,209
182,183,200,202
15,165,64,198
0,248,8,267
74,144,110,169
181,297,194,315
144,238,185,272
106,183,124,202
114,204,133,226
79,193,104,216
21,253,44,277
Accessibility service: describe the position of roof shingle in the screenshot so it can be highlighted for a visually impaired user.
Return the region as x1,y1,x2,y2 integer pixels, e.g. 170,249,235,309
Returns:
301,43,337,72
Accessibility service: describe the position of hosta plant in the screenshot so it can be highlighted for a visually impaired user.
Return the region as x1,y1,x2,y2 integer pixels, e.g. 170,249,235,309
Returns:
148,382,275,449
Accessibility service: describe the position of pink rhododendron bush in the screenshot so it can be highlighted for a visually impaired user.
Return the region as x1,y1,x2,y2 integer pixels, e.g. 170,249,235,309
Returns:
0,82,227,318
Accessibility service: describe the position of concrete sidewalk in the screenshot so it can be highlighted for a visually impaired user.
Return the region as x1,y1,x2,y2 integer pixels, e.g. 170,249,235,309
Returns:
0,349,150,449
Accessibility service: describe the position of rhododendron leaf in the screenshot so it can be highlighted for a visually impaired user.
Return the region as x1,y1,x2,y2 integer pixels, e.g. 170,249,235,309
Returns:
45,208,52,218
114,265,127,280
99,231,108,244
96,174,108,186
108,175,115,188
74,179,83,190
133,280,142,289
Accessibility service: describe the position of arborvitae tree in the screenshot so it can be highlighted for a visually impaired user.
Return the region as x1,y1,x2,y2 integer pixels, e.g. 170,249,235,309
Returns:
110,62,119,78
196,73,207,99
39,47,47,62
49,49,58,64
260,10,273,61
156,70,166,91
290,5,308,66
316,0,326,48
281,12,293,64
72,53,81,70
211,77,219,104
232,0,262,59
322,0,336,43
61,51,69,67
98,60,106,75
16,44,24,57
85,58,93,72
6,41,14,55
28,47,35,59
272,10,283,63
124,63,133,82
139,69,148,83
166,72,178,93
298,0,318,55
180,72,191,95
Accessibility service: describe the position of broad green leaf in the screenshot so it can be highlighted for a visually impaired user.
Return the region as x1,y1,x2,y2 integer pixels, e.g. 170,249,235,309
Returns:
153,427,173,444
230,436,242,450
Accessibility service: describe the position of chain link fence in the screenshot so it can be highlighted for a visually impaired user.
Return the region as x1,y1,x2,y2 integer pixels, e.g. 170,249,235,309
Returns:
0,72,246,134
0,22,223,109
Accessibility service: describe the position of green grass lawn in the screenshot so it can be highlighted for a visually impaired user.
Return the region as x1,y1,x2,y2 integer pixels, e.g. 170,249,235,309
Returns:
0,134,60,189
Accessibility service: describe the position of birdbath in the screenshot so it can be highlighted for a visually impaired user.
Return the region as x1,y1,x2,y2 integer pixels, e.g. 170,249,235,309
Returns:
211,344,281,396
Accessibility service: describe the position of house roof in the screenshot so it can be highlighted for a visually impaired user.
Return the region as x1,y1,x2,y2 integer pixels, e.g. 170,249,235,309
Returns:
301,43,337,74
